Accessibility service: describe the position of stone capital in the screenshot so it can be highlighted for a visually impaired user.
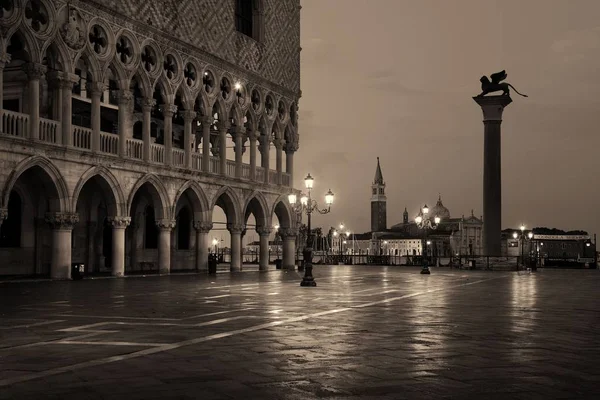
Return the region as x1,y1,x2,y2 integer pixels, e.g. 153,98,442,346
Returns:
86,81,107,96
23,63,46,79
473,95,512,122
141,98,156,112
256,226,271,236
162,104,178,118
227,223,245,234
118,89,134,105
108,216,131,228
193,221,213,233
156,219,176,230
182,110,197,122
45,212,79,230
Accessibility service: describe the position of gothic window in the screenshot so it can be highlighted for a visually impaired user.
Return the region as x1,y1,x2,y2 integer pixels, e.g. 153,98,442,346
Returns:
235,0,253,37
0,191,21,248
176,208,191,250
144,206,158,249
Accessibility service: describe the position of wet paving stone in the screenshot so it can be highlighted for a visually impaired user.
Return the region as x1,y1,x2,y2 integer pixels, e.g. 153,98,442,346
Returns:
0,266,599,398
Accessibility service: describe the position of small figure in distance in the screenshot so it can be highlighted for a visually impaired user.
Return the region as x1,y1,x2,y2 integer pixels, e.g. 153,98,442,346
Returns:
477,70,528,97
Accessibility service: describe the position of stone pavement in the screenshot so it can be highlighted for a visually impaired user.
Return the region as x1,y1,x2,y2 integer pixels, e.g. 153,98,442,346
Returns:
0,266,599,399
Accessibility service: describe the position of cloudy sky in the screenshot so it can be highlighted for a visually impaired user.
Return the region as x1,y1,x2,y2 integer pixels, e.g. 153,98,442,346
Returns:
295,0,600,237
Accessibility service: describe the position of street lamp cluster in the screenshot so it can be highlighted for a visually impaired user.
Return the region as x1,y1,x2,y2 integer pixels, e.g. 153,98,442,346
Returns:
288,173,334,287
415,204,441,275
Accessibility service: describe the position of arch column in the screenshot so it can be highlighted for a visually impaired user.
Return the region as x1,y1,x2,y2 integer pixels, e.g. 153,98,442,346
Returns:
162,104,177,166
118,89,133,157
228,223,243,272
248,130,258,181
87,81,106,152
256,226,271,271
156,219,175,274
219,121,230,176
193,221,212,272
182,110,196,169
108,216,131,277
0,54,10,124
201,116,212,172
141,98,155,162
274,138,283,185
23,63,46,141
232,126,245,178
45,212,79,280
281,228,297,270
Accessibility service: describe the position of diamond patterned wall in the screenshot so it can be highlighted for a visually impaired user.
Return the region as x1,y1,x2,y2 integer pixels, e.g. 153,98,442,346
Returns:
81,0,301,93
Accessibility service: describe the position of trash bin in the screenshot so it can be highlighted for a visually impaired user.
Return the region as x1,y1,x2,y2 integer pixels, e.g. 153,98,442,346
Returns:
208,254,217,274
71,263,84,280
275,259,282,269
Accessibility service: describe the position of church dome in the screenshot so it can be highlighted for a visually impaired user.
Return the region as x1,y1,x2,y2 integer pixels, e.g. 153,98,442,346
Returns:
430,195,450,220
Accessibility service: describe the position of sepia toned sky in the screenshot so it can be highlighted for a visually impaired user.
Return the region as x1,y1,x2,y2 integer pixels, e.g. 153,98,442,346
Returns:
295,0,600,237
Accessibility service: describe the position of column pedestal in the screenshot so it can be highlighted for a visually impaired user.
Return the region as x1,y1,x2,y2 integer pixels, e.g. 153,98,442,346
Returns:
45,212,79,280
109,217,131,277
473,95,512,256
157,219,175,274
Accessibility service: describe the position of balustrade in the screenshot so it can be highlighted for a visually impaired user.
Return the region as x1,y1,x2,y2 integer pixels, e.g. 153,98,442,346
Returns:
39,118,59,144
172,148,185,167
72,126,92,150
100,132,118,155
1,110,29,138
126,138,144,160
151,143,164,164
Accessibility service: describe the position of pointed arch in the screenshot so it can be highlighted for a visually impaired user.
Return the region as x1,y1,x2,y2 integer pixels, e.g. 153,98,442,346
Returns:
2,156,69,212
210,186,241,226
172,180,210,223
242,191,269,228
271,194,294,230
71,166,126,217
127,174,171,220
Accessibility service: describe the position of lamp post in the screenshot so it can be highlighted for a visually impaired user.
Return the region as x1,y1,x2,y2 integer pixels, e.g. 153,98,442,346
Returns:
288,173,334,287
415,204,441,275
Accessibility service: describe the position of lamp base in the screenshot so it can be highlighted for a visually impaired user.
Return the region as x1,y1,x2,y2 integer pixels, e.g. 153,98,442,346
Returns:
300,276,317,287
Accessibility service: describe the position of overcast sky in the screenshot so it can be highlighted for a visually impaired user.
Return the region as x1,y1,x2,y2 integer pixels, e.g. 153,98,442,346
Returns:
295,0,600,237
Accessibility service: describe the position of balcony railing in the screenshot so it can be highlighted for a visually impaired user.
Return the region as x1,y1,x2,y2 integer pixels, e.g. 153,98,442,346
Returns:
100,132,118,155
2,110,29,138
126,138,143,160
73,126,92,150
0,114,293,187
39,118,59,144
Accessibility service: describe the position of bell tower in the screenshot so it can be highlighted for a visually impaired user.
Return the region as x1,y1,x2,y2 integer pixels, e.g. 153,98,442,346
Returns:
371,157,387,232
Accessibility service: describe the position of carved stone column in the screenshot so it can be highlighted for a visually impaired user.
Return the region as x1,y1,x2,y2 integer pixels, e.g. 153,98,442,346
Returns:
193,221,212,272
228,223,244,272
256,226,271,271
108,216,131,277
23,63,46,140
259,134,270,184
218,121,230,176
248,130,258,181
87,81,106,152
162,104,177,166
274,138,283,185
156,219,175,274
201,116,212,172
182,110,196,169
231,125,245,178
281,228,297,270
142,98,155,162
117,89,133,157
0,54,10,124
45,212,79,280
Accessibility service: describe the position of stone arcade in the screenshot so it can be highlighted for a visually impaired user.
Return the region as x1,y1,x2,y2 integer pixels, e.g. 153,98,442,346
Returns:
0,0,301,278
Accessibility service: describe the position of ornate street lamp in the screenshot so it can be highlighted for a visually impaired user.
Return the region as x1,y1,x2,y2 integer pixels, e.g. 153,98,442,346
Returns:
288,173,334,287
415,204,441,275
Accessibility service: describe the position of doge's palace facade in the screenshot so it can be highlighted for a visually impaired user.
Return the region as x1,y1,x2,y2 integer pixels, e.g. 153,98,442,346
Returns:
0,0,301,279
